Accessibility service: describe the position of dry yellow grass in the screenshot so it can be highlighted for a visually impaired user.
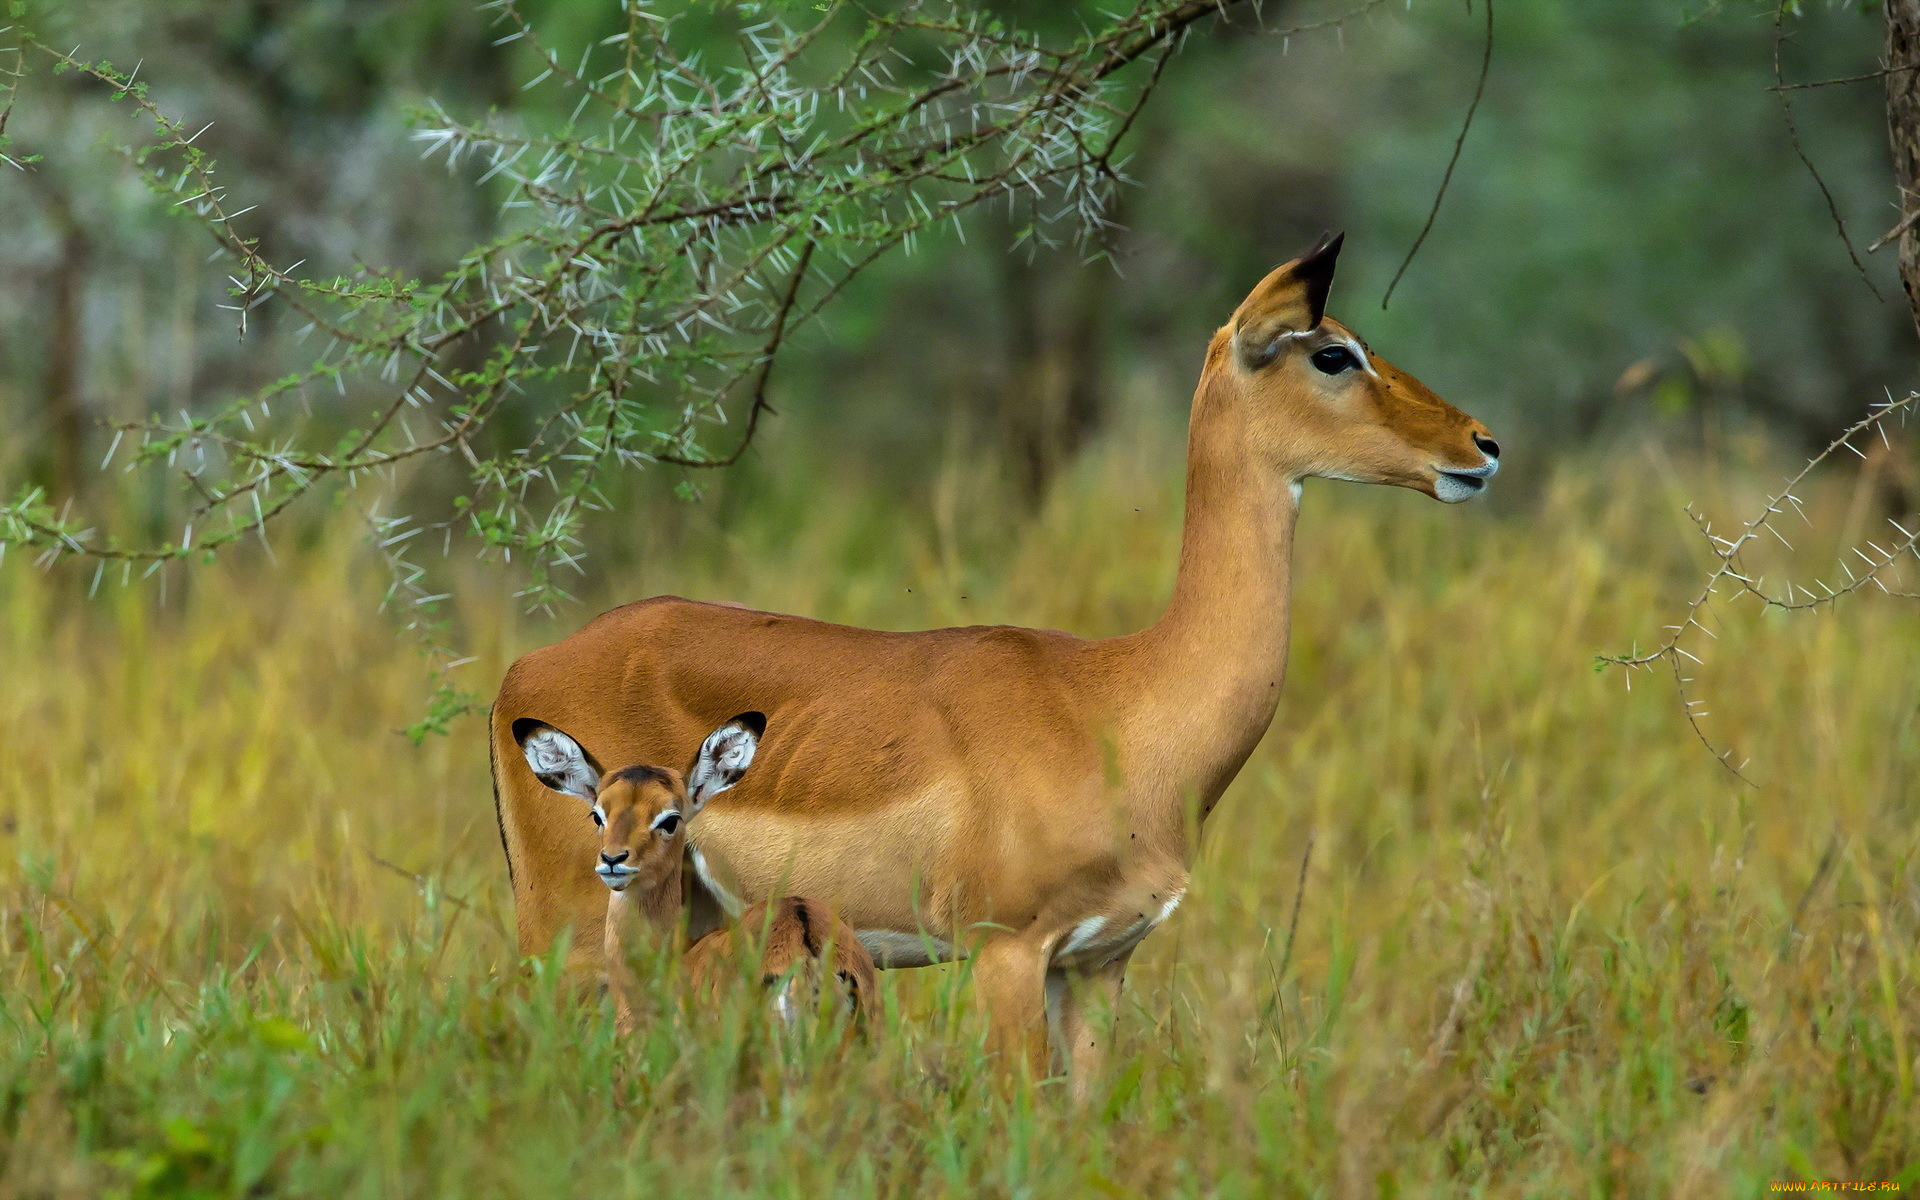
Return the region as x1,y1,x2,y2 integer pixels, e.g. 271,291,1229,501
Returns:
2,427,1916,1197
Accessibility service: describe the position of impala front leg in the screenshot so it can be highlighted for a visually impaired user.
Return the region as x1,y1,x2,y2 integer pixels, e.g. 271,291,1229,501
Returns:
1048,949,1132,1104
971,935,1051,1081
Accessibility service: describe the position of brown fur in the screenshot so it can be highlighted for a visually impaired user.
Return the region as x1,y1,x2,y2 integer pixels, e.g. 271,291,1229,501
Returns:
684,897,878,1028
495,236,1496,1091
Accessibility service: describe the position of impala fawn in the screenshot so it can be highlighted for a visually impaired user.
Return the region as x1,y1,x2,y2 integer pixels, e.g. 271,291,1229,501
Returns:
518,712,876,1035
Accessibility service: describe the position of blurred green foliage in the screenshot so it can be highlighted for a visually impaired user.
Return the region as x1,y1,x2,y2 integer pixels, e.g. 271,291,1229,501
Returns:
0,0,1909,540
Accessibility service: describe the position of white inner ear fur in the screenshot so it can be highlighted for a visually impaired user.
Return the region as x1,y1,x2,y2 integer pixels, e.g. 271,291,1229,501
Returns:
685,721,759,812
520,726,599,800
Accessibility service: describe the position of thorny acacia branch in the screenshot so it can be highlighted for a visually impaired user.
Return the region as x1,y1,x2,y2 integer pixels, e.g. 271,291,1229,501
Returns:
1600,392,1920,783
0,1,1388,578
0,0,1387,731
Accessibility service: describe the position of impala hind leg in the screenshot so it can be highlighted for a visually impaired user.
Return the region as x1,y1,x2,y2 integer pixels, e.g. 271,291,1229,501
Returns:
1047,949,1132,1105
970,936,1050,1081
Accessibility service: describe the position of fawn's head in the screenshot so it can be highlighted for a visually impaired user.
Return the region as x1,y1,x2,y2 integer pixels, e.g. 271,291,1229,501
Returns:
1218,232,1500,502
515,712,764,893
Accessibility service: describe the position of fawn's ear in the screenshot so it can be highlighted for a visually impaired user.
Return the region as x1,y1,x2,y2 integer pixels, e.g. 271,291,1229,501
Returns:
684,712,764,814
1231,231,1343,369
513,719,601,800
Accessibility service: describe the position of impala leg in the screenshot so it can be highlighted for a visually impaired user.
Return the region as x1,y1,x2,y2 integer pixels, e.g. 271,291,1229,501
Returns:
970,936,1050,1081
1048,949,1133,1105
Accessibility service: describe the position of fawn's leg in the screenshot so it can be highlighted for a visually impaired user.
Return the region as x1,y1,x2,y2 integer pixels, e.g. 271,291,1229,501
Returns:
1047,949,1133,1105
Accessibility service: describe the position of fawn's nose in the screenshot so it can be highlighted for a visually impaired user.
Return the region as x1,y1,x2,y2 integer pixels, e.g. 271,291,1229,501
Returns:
600,849,630,867
1472,433,1500,460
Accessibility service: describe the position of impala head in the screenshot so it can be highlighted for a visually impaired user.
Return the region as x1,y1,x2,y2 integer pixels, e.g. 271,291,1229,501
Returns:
515,713,765,893
1223,232,1500,502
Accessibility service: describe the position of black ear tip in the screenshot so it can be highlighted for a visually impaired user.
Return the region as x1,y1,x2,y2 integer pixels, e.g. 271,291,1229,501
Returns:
730,711,767,737
1302,229,1344,265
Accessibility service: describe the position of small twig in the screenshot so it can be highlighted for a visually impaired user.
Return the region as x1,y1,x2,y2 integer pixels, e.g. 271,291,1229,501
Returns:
1669,654,1755,788
1770,60,1920,93
1868,204,1920,254
1773,1,1883,302
1276,829,1316,984
1382,0,1493,310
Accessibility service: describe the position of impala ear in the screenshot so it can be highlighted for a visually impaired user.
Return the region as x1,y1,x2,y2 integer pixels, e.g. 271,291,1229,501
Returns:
1231,230,1343,369
684,711,764,814
514,719,601,800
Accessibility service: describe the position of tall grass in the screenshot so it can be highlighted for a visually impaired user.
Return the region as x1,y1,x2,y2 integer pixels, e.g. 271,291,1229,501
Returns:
2,427,1917,1197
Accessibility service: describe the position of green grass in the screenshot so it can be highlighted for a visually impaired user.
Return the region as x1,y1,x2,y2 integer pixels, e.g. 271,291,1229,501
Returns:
3,427,1918,1197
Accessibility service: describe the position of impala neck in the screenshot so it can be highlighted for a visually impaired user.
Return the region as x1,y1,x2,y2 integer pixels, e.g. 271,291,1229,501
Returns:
603,857,686,1031
1125,350,1299,809
604,859,685,956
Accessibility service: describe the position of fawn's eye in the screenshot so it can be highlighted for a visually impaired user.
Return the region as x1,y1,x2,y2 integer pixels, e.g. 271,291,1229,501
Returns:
1310,346,1360,375
652,812,682,837
590,808,605,828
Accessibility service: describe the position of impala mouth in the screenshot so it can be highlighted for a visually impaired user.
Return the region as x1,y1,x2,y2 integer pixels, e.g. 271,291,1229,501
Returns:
597,864,637,891
1433,457,1498,503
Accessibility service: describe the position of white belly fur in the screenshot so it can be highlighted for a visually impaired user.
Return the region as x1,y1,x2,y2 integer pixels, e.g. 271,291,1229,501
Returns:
856,928,959,968
1052,886,1185,969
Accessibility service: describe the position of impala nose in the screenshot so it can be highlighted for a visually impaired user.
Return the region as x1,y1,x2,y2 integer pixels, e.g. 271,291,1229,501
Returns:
1473,433,1500,460
600,850,630,868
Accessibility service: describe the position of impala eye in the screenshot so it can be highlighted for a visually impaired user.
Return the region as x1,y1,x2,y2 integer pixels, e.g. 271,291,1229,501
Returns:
652,812,682,837
1310,346,1360,375
590,808,605,828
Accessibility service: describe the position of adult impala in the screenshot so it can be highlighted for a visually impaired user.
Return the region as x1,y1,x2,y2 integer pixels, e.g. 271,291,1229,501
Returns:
490,233,1499,1086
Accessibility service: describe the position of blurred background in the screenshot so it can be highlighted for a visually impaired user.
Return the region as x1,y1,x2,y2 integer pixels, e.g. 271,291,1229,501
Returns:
2,0,1910,524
